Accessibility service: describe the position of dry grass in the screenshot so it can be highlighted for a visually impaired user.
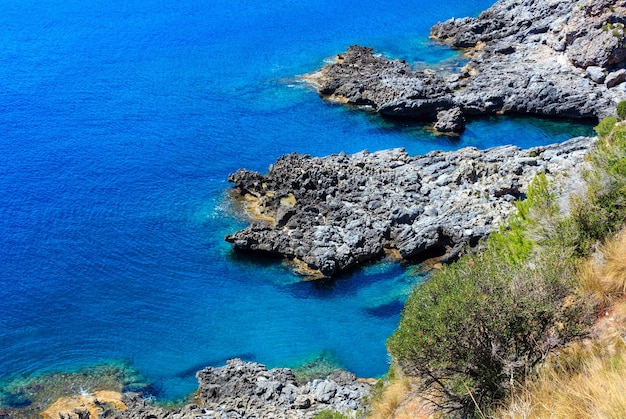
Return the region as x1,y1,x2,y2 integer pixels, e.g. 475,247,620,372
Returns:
369,377,440,419
579,227,626,310
493,323,626,419
494,227,626,419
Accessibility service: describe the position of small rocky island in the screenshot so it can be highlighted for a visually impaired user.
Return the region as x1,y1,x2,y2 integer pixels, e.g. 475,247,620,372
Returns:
226,137,591,277
306,0,626,133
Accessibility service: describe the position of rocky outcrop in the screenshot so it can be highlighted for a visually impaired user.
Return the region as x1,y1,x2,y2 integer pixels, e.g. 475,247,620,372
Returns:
225,137,593,278
115,359,371,419
306,0,626,132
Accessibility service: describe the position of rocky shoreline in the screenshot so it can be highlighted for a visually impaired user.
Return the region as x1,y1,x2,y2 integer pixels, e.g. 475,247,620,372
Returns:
306,0,626,133
226,137,593,278
115,359,372,419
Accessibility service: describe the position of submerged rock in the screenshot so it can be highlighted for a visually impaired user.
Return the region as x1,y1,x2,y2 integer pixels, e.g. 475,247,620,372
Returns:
306,0,626,131
42,391,126,419
225,137,594,278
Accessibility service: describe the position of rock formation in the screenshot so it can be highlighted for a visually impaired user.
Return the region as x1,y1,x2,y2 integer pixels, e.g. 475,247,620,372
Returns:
306,0,626,133
114,359,371,419
226,137,593,278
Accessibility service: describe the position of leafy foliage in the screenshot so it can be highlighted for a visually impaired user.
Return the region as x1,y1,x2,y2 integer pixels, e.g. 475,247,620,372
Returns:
569,120,626,248
388,245,588,416
595,116,617,138
488,173,556,264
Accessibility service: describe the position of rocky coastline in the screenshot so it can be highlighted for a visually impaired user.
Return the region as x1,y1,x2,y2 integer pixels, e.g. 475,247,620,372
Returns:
115,359,371,419
306,0,626,133
28,1,625,418
226,137,592,278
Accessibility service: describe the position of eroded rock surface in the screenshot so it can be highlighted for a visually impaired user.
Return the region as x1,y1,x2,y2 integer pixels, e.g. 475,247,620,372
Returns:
225,137,593,277
115,359,371,419
307,0,626,132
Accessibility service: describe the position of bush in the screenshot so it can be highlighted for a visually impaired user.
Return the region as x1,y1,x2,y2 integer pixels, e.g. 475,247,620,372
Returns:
570,121,626,248
617,100,626,121
387,244,588,416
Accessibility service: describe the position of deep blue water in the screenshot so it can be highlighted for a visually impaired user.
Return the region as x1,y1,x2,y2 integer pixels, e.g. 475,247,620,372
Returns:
0,0,594,401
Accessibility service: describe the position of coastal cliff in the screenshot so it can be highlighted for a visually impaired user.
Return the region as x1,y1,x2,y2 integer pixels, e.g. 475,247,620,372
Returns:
307,0,626,132
226,137,592,277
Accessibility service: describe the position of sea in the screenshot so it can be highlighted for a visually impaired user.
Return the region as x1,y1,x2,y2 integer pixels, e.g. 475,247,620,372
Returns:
0,0,595,402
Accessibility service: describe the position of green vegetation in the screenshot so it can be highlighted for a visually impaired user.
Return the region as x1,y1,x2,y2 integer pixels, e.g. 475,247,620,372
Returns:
313,410,350,419
617,100,626,121
570,116,626,249
387,228,589,416
594,116,617,141
387,111,626,417
601,22,625,38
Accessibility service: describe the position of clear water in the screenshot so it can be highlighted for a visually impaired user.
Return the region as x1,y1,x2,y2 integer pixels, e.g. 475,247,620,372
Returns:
0,0,594,401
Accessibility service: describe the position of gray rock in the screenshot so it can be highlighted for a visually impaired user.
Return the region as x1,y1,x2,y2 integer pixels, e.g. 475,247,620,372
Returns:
115,359,370,419
586,66,606,84
606,69,626,89
313,381,337,403
434,107,466,133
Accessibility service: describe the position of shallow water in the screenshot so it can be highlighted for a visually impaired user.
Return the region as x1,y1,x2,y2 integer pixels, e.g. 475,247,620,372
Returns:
0,0,595,400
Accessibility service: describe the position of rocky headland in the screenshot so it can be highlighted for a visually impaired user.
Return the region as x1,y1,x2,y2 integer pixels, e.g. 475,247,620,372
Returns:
226,137,592,278
306,0,626,133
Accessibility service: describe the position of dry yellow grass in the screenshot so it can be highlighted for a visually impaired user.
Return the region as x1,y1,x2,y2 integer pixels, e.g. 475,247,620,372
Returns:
579,227,626,310
494,327,626,419
369,377,442,419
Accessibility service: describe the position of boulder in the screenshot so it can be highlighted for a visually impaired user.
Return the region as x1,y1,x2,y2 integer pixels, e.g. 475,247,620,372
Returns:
586,66,606,84
606,69,626,89
434,107,466,133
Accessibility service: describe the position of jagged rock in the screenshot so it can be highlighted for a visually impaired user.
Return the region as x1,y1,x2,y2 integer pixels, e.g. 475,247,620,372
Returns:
115,359,371,419
225,137,594,277
434,107,466,133
606,69,626,89
587,66,607,84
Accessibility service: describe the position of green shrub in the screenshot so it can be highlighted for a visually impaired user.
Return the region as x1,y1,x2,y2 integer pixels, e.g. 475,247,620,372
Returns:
570,122,626,248
595,116,617,139
488,173,557,264
617,100,626,121
387,244,589,416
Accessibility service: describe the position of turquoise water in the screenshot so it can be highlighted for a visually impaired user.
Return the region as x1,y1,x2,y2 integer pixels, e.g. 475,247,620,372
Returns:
0,0,594,401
